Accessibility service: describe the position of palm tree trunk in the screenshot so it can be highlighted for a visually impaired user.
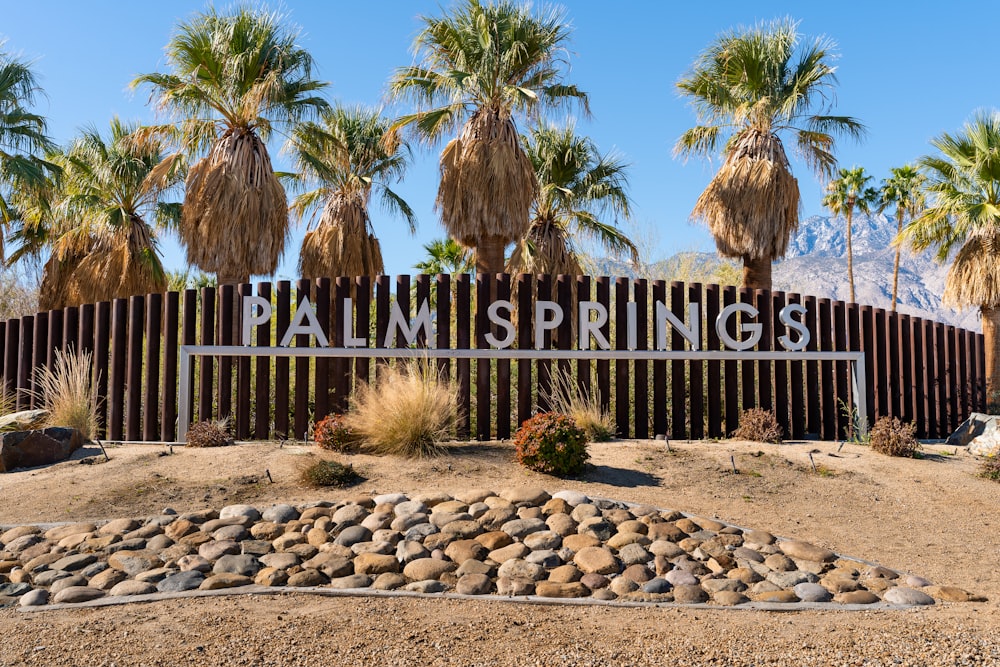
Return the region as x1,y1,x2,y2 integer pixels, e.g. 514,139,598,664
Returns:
741,255,772,291
891,206,903,312
476,237,506,276
846,208,855,303
982,306,1000,404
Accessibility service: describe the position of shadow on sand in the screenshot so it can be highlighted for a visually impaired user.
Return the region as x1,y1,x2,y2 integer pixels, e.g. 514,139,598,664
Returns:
581,464,660,488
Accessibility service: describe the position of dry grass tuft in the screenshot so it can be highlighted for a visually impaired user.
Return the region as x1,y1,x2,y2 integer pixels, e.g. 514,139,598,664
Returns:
186,419,234,448
345,358,458,458
868,416,920,457
34,349,97,440
549,369,615,442
299,457,362,489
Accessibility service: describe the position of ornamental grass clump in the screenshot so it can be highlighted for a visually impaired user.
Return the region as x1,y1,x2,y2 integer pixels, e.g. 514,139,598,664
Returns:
733,407,783,444
299,458,361,489
345,359,458,458
313,413,361,453
34,349,97,440
549,369,615,442
513,412,589,477
868,416,920,457
186,419,234,448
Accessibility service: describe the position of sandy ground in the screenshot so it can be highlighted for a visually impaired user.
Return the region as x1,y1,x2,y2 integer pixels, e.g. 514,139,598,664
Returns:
1,437,998,666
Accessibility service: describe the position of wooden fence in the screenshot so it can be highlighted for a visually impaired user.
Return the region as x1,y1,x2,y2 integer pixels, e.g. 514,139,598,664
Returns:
0,275,986,442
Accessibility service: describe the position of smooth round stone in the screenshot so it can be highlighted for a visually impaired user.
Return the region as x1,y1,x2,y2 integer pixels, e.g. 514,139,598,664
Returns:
259,553,299,570
328,574,372,589
794,582,833,602
135,567,176,584
616,520,648,535
402,558,455,581
467,502,489,519
80,561,110,578
213,525,248,542
34,570,72,587
647,523,686,542
618,543,652,567
573,547,620,575
767,571,814,588
440,520,482,539
523,531,562,551
744,530,776,546
19,589,48,607
45,523,97,541
834,590,880,604
923,585,974,602
547,564,582,584
88,568,127,591
456,559,493,577
240,540,272,556
499,488,551,506
413,491,452,507
702,578,746,594
884,587,935,606
146,535,174,552
362,514,393,532
334,525,372,547
648,540,685,559
476,531,513,551
109,580,157,597
545,514,577,537
99,518,141,536
579,572,608,590
372,573,406,590
592,588,617,601
1,525,41,544
763,554,796,572
213,554,261,577
332,505,370,525
287,569,328,587
673,584,709,604
905,575,932,588
535,581,589,598
641,577,672,594
302,553,353,578
373,493,409,506
52,586,105,604
622,564,654,584
456,573,492,595
405,580,446,594
396,540,430,564
6,534,44,555
370,529,401,546
756,590,800,603
50,575,88,594
778,540,836,563
351,541,393,556
609,576,638,595
732,547,765,563
665,570,698,587
525,550,561,569
445,539,487,564
478,507,517,531
0,582,32,596
403,524,438,541
250,523,284,541
107,538,149,553
496,576,534,596
50,553,97,572
577,518,613,542
354,553,400,575
497,559,545,582
394,501,429,518
262,504,299,523
500,518,547,540
218,505,260,523
199,573,253,590
713,590,749,606
199,541,240,561
488,543,530,564
451,489,494,505
552,490,589,506
157,570,205,593
431,511,471,528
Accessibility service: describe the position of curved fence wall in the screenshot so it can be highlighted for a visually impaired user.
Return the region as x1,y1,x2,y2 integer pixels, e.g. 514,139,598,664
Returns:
0,274,985,442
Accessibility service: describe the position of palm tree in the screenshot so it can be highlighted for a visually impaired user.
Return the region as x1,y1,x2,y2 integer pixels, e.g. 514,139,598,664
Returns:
675,18,865,291
389,0,588,275
133,6,328,287
880,165,926,311
288,105,415,281
0,46,56,262
39,118,183,310
507,123,636,276
415,238,474,275
822,166,878,303
900,110,1000,397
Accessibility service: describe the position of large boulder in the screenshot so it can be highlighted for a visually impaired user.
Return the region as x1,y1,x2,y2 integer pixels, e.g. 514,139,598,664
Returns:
0,427,85,472
947,413,1000,457
0,409,49,432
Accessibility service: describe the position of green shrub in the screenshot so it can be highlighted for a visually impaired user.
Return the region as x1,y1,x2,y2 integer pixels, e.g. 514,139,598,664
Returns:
733,408,783,444
300,459,361,489
513,412,589,477
313,414,360,453
186,419,234,448
868,416,919,457
980,456,1000,482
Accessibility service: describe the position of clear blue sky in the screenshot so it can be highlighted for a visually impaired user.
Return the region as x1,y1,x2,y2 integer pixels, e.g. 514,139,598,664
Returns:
2,1,997,279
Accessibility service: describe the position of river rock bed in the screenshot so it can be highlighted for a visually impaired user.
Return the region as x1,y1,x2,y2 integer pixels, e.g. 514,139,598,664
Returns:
0,487,982,610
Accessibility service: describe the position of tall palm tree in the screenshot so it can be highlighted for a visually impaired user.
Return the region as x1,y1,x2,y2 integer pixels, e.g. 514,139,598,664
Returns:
415,238,474,275
900,110,1000,397
880,165,926,311
133,6,328,287
0,46,56,261
39,118,183,310
507,123,635,276
288,105,415,281
822,166,877,303
675,18,865,291
389,0,588,275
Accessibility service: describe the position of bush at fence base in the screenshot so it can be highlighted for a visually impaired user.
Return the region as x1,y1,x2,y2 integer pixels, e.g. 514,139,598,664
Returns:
186,420,234,448
513,412,589,477
868,416,920,457
313,414,361,453
733,408,784,444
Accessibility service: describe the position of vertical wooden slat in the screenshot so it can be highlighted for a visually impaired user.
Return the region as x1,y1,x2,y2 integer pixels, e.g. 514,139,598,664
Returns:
723,286,739,435
181,290,197,437
0,322,5,385
900,315,914,425
516,274,533,429
435,274,451,388
803,295,819,435
253,283,272,439
415,275,431,348
31,312,48,409
274,281,290,439
770,291,788,438
236,283,253,439
596,277,611,418
834,301,850,439
16,316,33,411
475,273,491,440
556,274,573,382
873,309,889,422
496,274,512,440
143,293,161,441
375,276,391,382
47,309,63,369
125,296,144,441
79,304,95,355
818,298,835,440
911,318,927,437
935,322,948,437
334,277,352,413
63,307,78,354
651,281,668,435
355,276,371,392
576,276,591,403
958,329,970,421
923,319,937,438
888,312,901,420
705,284,722,438
536,275,553,413
670,282,686,439
395,275,411,348
217,285,234,423
294,279,311,440
614,277,631,438
860,306,876,429
455,274,471,439
313,278,329,416
198,288,216,424
755,289,772,412
787,294,805,439
634,279,649,439
107,301,128,439
4,319,19,397
975,332,986,411
162,291,179,442
688,282,704,440
94,303,111,436
947,326,960,431
738,288,756,413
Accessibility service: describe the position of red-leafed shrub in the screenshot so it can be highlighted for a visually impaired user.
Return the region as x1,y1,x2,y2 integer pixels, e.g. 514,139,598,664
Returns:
513,412,589,477
313,414,360,453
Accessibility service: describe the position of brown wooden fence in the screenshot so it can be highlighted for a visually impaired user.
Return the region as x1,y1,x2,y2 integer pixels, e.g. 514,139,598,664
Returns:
0,275,986,442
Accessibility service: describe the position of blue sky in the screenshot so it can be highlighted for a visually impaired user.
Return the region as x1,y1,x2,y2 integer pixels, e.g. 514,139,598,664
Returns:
2,1,997,279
